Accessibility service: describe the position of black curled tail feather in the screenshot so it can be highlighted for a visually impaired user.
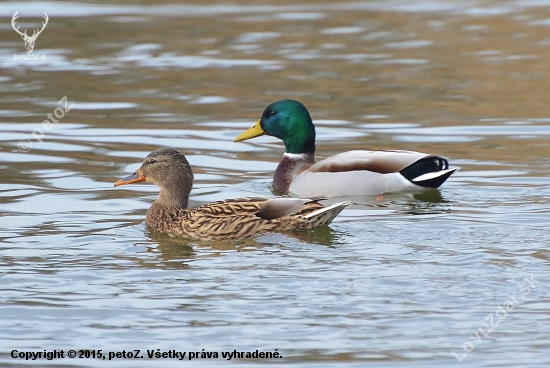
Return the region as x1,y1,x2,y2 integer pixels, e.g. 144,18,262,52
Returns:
400,157,455,188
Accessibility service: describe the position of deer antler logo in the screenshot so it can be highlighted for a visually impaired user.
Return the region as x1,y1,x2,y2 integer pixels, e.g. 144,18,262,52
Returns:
11,11,48,54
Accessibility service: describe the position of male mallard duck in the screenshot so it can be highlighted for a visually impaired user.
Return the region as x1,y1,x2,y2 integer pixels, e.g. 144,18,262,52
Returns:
235,99,458,197
114,148,350,240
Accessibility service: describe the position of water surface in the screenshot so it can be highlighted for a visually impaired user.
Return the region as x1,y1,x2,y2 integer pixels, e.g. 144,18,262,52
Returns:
1,1,550,367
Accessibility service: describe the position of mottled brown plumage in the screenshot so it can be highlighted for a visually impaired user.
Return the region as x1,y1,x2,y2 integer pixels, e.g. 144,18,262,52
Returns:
114,148,350,240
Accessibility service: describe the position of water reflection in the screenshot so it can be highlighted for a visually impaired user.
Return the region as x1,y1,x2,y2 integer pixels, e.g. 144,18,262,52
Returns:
142,230,195,269
1,0,550,366
145,221,346,260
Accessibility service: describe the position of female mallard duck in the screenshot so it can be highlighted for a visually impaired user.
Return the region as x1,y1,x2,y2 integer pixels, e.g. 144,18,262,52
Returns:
235,99,458,197
114,148,350,240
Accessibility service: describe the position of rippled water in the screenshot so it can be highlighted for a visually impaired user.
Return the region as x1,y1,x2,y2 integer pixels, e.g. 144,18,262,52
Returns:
1,1,550,367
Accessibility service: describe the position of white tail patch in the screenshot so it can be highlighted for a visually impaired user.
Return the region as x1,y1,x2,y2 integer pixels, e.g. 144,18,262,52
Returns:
304,201,351,221
411,168,458,183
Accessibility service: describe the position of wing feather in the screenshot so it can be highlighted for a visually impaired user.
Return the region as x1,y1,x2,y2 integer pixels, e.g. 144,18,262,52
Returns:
307,150,432,174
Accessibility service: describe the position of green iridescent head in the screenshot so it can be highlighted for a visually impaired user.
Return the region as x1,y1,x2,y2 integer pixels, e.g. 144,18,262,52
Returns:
235,99,316,154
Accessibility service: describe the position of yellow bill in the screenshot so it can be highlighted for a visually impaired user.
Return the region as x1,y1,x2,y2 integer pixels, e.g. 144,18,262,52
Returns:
234,119,265,142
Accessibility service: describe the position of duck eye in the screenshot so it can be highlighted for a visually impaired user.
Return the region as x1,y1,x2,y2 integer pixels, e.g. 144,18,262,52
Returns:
269,110,276,116
148,159,156,164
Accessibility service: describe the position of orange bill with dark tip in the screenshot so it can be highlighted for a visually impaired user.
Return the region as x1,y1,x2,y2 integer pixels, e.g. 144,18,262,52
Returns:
114,168,146,187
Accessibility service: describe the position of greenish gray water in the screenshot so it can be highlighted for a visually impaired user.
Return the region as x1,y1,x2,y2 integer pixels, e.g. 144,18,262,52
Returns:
1,1,550,367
